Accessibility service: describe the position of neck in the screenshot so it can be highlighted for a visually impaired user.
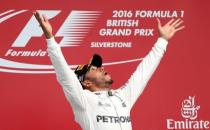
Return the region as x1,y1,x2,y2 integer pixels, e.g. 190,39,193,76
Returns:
89,85,111,92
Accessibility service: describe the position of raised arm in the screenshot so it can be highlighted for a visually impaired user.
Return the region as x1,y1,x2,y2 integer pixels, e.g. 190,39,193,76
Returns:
33,11,87,112
117,18,185,109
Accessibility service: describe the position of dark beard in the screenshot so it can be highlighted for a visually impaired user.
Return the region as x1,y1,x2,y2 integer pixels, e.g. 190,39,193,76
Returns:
105,79,114,85
91,78,113,87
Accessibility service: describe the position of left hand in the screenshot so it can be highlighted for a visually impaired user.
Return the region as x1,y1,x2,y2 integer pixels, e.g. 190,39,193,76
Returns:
157,18,185,41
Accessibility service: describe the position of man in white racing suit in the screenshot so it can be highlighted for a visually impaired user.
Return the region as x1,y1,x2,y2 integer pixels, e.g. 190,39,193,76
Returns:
33,11,184,130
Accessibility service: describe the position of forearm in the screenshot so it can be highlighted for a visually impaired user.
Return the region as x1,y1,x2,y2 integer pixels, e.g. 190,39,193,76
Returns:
46,37,87,111
136,37,168,85
46,37,76,82
119,37,168,108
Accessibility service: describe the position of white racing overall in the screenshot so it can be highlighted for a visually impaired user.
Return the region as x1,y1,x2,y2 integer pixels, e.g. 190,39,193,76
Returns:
46,37,168,130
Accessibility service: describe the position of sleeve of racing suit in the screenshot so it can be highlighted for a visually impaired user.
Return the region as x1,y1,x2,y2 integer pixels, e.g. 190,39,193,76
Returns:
117,37,168,109
46,37,87,112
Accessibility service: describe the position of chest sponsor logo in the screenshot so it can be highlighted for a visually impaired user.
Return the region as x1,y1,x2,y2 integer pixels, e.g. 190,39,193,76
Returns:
96,115,130,123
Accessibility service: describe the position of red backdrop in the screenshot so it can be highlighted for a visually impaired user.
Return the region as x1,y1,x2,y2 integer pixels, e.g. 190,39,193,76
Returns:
0,0,210,130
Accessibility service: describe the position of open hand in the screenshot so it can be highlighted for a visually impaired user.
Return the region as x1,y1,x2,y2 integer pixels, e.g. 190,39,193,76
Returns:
157,18,185,41
33,11,53,39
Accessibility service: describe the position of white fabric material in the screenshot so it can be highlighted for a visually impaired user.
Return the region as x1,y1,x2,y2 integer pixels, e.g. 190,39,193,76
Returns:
46,37,168,130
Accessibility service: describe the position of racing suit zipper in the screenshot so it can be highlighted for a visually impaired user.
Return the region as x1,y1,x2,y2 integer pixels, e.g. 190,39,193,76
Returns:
108,96,123,130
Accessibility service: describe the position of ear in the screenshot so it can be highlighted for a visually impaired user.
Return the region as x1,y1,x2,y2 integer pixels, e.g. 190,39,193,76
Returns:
82,80,92,88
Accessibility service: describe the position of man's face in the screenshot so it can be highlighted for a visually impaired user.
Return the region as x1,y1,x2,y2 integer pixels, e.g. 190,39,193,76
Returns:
85,65,113,88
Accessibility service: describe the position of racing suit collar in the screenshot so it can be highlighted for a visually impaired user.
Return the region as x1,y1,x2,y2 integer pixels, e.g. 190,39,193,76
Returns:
93,90,113,97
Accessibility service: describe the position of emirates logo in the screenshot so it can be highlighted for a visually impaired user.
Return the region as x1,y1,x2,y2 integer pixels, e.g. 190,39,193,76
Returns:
166,96,209,129
181,96,200,120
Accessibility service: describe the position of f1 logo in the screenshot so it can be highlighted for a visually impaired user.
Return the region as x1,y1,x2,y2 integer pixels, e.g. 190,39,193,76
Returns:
12,10,101,47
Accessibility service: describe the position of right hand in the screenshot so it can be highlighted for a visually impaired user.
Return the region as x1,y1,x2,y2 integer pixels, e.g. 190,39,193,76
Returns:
33,11,53,39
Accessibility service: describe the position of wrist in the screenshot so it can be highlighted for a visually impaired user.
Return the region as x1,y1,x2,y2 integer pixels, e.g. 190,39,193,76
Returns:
160,35,169,41
45,33,53,39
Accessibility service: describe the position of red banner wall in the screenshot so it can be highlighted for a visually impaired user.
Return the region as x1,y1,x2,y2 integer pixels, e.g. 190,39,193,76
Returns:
0,0,210,130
